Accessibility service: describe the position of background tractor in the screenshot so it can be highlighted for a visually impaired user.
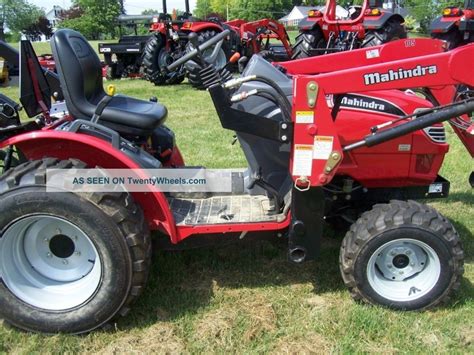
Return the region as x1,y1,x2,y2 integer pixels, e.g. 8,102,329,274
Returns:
430,0,474,49
99,0,292,87
292,0,407,59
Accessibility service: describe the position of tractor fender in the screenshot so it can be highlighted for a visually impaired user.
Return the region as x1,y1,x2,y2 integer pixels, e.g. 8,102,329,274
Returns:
182,22,224,33
298,16,322,31
430,15,459,34
364,12,404,30
0,130,179,242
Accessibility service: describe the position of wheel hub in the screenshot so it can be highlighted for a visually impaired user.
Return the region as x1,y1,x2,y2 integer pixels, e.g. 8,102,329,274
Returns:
0,215,101,310
367,238,441,302
375,243,426,281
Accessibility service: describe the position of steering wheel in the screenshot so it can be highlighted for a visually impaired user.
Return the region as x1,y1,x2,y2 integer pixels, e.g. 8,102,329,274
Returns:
167,29,230,72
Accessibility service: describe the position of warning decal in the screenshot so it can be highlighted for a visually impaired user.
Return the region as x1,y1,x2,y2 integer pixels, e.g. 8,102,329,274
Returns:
292,144,314,176
296,111,314,124
313,136,334,160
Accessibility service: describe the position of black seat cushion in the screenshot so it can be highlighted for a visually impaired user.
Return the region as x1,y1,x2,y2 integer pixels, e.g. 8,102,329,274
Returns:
51,29,166,136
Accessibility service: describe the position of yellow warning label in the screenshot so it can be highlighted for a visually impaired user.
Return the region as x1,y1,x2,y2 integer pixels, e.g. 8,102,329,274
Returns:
296,111,314,124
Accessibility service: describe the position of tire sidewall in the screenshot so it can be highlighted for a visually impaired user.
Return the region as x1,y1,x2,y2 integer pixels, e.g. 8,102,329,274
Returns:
353,226,454,310
0,187,133,334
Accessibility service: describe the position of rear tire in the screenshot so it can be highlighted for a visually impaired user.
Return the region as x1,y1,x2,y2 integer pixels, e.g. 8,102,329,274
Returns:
340,200,464,310
291,29,327,59
362,18,407,47
432,29,463,50
0,158,151,334
142,33,185,85
185,30,231,90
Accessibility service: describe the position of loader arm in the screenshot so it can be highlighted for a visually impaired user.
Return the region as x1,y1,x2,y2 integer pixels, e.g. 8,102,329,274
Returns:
291,44,474,188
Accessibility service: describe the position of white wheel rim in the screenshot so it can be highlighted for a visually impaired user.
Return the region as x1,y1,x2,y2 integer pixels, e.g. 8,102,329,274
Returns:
367,238,441,302
0,215,102,311
202,47,227,70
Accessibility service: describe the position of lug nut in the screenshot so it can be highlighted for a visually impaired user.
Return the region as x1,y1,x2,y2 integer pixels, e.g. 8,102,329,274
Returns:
63,260,68,265
406,250,412,255
44,237,49,243
75,251,81,257
387,264,392,269
47,252,52,258
390,251,396,256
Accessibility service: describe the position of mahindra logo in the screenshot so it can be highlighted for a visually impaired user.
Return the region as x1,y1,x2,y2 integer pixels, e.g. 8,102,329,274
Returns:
364,65,438,86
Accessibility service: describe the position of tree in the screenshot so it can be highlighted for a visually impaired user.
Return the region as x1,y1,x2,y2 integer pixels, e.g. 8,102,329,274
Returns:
58,0,121,40
23,16,53,41
195,0,212,19
0,0,44,41
229,0,292,21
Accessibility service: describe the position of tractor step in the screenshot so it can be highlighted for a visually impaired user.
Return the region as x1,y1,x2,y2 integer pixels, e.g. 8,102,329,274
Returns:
168,194,281,225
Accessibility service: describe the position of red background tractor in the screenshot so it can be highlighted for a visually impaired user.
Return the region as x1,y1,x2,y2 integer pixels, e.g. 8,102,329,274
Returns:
292,0,406,59
430,0,474,49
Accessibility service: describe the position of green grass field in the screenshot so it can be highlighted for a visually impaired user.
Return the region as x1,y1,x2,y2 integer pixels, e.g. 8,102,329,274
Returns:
0,46,473,352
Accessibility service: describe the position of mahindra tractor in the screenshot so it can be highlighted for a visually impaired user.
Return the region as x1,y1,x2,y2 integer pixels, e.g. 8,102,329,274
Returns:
99,0,292,87
0,28,473,334
430,0,474,49
292,0,407,59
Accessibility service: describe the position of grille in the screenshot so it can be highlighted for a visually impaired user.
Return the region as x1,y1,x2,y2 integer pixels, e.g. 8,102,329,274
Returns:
423,126,446,143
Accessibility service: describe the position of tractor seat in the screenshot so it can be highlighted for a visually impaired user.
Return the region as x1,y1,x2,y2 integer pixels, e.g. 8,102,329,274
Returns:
51,29,167,137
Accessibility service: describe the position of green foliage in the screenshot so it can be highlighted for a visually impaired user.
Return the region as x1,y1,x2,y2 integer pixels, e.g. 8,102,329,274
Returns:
403,0,456,34
58,0,121,40
194,0,293,20
0,0,44,41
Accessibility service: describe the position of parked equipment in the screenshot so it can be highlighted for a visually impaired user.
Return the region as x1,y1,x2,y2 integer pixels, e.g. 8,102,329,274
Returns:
99,0,292,87
292,0,407,59
430,0,474,49
0,29,472,334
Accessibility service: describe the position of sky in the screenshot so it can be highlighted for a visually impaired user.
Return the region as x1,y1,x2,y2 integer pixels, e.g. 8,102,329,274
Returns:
31,0,197,14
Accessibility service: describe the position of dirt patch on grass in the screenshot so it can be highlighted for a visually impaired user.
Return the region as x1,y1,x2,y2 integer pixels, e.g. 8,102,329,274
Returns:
460,326,474,347
242,296,277,341
97,323,184,354
193,293,277,345
273,333,330,354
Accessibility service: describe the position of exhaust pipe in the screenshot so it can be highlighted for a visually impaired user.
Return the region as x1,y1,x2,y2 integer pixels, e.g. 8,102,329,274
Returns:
185,0,190,14
344,100,474,151
162,0,167,15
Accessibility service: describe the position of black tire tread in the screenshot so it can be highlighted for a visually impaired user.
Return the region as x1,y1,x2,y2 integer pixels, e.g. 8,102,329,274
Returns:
142,33,184,86
0,158,152,331
339,200,464,309
291,29,325,59
362,18,407,48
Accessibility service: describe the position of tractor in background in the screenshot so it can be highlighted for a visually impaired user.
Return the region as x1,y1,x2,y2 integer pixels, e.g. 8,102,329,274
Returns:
99,0,293,87
292,0,406,59
430,0,474,49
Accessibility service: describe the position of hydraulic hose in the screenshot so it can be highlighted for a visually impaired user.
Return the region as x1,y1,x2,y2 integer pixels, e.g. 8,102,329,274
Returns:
255,88,292,123
344,99,474,151
251,76,292,121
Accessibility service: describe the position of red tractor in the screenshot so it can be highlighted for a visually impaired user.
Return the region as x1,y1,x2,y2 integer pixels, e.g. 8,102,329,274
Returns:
100,0,292,87
430,0,474,49
292,0,407,59
0,29,472,334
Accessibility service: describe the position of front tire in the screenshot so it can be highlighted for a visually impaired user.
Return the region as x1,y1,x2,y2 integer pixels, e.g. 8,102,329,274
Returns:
340,200,464,310
432,29,463,50
291,29,327,59
362,18,407,48
142,33,185,85
0,158,151,334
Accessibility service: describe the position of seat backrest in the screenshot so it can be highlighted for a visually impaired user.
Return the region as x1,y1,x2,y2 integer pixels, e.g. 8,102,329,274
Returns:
50,29,105,120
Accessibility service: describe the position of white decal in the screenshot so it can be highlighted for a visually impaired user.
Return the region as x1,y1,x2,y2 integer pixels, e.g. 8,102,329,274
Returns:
296,111,314,124
313,136,334,160
292,145,314,176
366,49,380,59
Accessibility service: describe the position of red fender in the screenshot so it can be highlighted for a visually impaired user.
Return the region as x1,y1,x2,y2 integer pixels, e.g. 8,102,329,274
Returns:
0,131,179,242
181,21,224,33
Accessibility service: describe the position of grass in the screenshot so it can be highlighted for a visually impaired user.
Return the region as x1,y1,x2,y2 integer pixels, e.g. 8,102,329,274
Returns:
1,60,473,353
